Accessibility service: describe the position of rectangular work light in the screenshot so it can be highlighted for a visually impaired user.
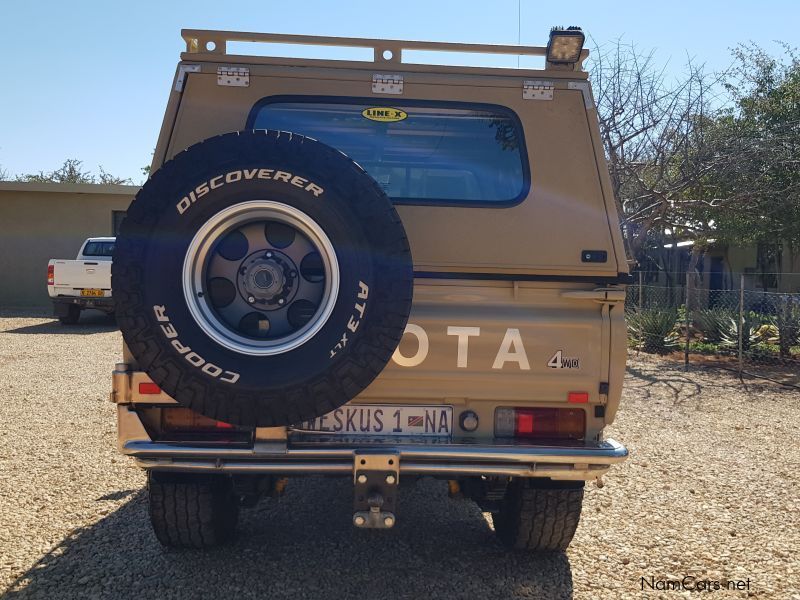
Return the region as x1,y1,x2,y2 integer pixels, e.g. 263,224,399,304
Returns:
546,26,585,65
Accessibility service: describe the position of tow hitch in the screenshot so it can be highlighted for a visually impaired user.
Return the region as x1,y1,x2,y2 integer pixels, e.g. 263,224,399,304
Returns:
352,451,399,529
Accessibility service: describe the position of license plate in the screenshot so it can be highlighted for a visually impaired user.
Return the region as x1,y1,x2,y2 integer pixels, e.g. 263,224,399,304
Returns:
80,289,104,297
297,405,453,437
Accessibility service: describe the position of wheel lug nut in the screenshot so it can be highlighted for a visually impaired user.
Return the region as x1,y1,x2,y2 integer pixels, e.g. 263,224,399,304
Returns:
247,296,255,303
278,298,285,305
266,252,273,258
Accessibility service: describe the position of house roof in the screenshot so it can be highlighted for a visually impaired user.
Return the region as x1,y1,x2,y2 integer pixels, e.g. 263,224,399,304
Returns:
0,181,141,195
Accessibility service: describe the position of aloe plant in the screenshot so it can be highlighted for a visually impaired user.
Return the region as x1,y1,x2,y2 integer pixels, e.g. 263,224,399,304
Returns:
627,309,680,354
694,308,737,343
720,311,773,351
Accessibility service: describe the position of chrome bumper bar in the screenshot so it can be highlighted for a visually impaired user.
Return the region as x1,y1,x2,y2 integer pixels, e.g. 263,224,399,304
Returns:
123,438,628,481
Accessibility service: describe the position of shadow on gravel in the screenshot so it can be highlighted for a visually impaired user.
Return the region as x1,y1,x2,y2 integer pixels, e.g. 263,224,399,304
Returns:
5,478,574,600
4,312,117,335
626,364,703,404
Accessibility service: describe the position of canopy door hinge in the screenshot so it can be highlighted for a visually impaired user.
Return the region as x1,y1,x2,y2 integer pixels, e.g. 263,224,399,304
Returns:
217,66,250,87
523,80,554,100
372,73,403,95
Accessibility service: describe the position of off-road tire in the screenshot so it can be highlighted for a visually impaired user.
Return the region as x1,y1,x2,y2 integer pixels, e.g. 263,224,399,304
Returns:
148,473,239,549
58,305,81,325
113,130,413,427
494,480,584,552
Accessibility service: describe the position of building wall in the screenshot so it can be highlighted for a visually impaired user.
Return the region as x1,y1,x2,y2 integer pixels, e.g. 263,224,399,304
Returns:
0,182,139,308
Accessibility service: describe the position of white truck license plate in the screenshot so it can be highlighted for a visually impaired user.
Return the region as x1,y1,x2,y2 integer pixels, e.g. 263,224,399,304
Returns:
297,405,453,436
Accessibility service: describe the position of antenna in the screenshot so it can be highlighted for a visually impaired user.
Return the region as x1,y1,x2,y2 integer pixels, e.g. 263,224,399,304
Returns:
517,0,521,68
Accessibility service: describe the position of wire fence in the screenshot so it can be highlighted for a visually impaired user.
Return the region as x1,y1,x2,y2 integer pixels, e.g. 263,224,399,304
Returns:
625,273,800,387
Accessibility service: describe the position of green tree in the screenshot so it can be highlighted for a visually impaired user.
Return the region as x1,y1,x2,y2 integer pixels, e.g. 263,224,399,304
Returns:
706,44,800,247
591,40,800,275
14,159,132,185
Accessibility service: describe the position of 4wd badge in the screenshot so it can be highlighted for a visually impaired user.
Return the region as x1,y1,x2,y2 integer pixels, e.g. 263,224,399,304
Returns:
362,107,407,122
547,350,580,369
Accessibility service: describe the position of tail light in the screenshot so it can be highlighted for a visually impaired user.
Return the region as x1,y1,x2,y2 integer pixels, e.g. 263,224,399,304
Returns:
161,407,234,432
47,264,54,285
138,382,161,395
495,407,585,440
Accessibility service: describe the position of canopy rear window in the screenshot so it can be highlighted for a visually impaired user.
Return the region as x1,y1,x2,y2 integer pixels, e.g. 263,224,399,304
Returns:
248,98,530,206
82,241,115,257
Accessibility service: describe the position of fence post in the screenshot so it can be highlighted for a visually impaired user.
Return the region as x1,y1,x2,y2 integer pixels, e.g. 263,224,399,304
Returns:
684,272,690,372
738,273,745,375
638,271,643,312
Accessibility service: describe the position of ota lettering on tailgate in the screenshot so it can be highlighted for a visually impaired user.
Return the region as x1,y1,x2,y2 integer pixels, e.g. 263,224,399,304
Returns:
391,324,581,370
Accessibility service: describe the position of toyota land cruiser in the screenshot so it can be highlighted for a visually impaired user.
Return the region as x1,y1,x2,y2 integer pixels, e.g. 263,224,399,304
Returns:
111,26,629,551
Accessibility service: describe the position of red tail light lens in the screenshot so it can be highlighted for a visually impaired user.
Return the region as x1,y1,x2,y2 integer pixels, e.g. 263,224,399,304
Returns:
138,382,161,395
568,392,589,403
47,265,54,285
495,407,585,440
161,407,234,432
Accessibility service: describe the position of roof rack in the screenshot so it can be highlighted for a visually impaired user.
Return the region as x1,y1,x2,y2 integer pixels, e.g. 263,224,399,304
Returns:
181,29,588,71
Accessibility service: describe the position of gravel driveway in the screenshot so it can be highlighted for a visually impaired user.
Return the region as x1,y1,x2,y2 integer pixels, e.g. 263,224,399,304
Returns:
1,312,798,599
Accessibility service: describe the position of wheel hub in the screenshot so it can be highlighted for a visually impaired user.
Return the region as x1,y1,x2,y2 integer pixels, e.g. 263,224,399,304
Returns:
238,251,298,308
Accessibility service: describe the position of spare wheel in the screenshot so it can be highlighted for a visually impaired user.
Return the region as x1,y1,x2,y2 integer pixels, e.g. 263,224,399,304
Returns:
113,130,413,427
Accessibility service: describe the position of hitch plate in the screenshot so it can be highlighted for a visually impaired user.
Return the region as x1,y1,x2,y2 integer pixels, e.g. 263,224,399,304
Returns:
353,451,399,529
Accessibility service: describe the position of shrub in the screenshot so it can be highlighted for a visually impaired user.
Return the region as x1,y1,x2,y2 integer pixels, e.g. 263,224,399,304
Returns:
748,342,781,361
688,341,720,355
627,309,680,354
774,295,800,358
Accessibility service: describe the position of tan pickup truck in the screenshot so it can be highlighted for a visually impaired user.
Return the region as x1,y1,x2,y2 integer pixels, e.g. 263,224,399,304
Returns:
110,26,629,551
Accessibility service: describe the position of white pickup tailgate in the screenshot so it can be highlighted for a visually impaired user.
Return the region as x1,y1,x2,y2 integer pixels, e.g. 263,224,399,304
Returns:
49,260,112,297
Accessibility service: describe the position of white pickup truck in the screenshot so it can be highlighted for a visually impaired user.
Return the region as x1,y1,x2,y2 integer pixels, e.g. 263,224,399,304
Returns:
48,237,115,324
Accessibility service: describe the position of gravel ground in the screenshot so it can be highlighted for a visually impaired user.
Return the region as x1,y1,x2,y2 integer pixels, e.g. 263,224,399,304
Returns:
1,311,798,599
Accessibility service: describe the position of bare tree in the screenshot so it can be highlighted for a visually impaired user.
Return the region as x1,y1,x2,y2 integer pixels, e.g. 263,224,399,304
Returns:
589,39,725,269
590,39,800,284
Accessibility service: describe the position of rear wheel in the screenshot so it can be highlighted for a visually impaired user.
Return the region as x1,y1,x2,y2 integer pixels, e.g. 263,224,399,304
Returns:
148,472,239,548
493,479,584,552
57,304,81,325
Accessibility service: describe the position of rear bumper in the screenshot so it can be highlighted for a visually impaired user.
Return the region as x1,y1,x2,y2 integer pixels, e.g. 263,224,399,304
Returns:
119,407,627,481
52,295,114,312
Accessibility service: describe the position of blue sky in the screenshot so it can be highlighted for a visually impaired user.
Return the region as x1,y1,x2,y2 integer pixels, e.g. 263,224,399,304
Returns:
0,0,797,183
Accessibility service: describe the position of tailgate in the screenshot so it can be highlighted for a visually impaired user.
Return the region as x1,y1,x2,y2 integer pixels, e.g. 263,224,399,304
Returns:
360,280,623,406
51,260,112,294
